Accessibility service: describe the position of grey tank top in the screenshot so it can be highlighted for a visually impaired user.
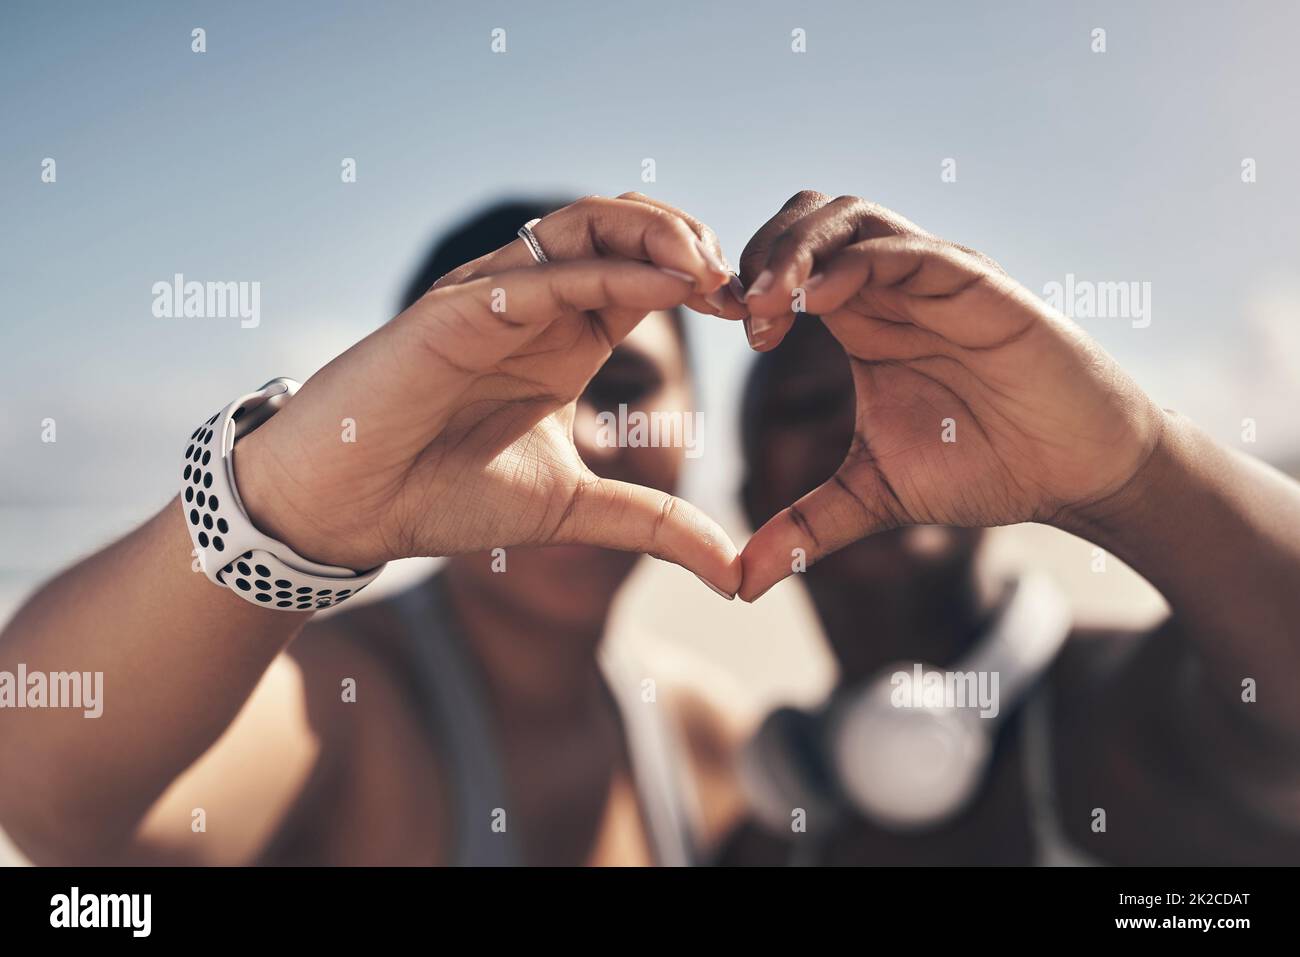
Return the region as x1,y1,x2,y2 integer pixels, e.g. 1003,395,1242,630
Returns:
393,576,700,866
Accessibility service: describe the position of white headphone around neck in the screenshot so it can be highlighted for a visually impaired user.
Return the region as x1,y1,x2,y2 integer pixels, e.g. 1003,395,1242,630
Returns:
739,572,1071,834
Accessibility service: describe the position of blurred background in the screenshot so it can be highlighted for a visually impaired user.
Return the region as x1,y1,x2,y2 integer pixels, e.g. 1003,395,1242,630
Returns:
2,1,1298,863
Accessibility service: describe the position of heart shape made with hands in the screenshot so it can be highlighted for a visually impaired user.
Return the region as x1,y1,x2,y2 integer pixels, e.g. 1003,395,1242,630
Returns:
243,190,1161,607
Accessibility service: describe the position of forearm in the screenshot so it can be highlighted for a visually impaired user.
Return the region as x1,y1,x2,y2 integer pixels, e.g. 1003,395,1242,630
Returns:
1060,410,1300,733
0,496,307,859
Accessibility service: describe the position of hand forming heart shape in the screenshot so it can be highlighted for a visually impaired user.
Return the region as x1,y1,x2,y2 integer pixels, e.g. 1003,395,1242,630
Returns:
232,193,749,595
731,190,1165,600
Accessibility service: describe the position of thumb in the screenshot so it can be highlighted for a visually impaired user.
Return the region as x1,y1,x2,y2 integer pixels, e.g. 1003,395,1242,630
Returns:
552,473,741,599
739,467,898,602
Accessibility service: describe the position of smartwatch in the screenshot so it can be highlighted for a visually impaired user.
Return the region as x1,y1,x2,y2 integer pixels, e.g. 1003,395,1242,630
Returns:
180,377,386,611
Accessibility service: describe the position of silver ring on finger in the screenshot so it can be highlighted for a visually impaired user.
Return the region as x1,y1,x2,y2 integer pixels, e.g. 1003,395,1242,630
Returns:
517,218,549,264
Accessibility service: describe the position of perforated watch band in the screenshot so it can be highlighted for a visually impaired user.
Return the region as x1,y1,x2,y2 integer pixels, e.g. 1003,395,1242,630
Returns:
181,378,386,611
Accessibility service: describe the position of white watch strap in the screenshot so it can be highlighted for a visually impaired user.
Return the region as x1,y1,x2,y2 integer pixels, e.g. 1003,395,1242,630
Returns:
181,378,386,611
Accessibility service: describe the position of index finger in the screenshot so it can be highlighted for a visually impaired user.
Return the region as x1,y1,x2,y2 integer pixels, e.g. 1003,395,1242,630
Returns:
399,258,699,381
435,195,731,299
737,190,837,286
618,192,748,321
740,194,931,351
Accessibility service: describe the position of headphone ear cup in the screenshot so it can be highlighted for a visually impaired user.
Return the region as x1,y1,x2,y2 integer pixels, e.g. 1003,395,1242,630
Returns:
738,707,842,836
829,675,992,831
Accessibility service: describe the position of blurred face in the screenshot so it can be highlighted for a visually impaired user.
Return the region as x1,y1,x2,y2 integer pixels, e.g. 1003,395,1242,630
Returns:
451,310,692,624
743,320,982,586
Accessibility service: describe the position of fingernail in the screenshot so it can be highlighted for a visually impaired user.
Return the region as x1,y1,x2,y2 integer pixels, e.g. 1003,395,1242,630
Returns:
695,237,729,276
704,287,730,311
744,316,773,350
695,573,735,600
745,269,774,300
660,267,696,283
804,272,826,290
708,273,749,312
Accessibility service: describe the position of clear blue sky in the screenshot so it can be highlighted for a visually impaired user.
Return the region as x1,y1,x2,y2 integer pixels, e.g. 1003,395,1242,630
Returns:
2,0,1298,598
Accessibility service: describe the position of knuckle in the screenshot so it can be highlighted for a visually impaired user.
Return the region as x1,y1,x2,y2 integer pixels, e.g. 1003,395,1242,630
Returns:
837,197,878,221
787,189,832,209
651,494,679,544
837,195,882,223
619,196,672,227
647,211,697,249
664,211,696,238
566,195,605,218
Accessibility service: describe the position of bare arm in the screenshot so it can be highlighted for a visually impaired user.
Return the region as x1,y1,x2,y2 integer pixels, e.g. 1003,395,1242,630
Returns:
1062,412,1300,735
1047,417,1300,862
0,195,743,863
0,497,309,862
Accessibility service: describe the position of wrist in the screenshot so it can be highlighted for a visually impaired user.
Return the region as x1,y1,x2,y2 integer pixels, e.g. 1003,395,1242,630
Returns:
1052,409,1192,548
232,426,369,571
